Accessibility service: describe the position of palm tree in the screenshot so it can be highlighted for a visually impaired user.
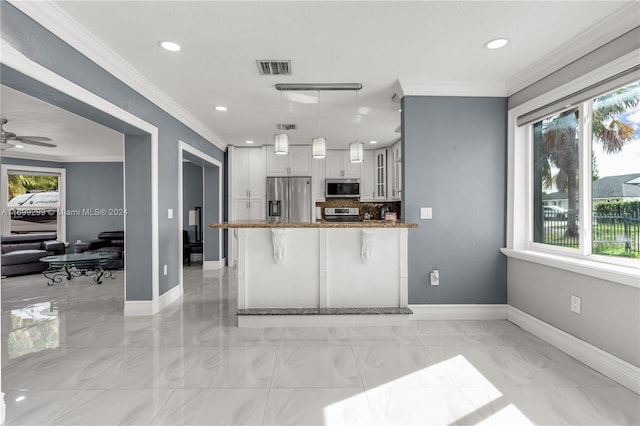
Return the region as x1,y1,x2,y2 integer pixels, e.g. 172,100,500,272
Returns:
538,83,639,239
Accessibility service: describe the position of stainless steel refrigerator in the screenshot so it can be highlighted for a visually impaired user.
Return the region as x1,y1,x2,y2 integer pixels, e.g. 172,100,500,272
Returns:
266,176,312,223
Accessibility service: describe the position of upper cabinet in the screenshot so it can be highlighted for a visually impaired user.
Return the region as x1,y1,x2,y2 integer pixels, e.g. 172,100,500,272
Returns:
388,140,402,200
374,148,387,200
266,145,311,176
360,150,375,201
233,146,266,199
325,150,361,179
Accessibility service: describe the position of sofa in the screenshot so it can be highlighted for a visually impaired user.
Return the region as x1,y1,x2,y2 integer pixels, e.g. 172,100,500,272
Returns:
73,230,124,270
1,233,65,277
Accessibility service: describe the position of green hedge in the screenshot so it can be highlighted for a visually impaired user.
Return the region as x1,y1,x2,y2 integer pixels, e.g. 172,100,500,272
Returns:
594,200,640,216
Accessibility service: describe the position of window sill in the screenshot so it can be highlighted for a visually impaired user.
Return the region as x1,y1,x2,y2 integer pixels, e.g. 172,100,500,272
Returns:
500,248,640,289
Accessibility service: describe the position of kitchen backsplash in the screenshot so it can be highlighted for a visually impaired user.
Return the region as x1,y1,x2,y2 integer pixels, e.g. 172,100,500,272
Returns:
316,199,401,221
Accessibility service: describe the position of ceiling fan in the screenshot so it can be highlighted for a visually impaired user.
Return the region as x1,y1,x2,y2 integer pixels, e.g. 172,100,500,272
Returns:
1,118,57,150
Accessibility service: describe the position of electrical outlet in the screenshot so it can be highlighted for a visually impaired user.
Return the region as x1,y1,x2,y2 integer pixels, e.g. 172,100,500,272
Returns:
168,209,174,219
163,264,168,275
420,207,432,219
571,295,581,314
430,269,439,286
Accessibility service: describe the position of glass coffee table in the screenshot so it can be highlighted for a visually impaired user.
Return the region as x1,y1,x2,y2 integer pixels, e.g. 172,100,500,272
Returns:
39,252,118,286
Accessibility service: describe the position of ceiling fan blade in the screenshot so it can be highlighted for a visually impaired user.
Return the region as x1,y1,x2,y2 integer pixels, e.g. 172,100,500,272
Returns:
13,136,53,142
16,139,57,148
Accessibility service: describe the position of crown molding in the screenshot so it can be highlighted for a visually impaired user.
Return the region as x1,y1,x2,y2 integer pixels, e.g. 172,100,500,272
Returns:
1,151,122,163
7,0,227,151
506,3,640,95
397,79,507,97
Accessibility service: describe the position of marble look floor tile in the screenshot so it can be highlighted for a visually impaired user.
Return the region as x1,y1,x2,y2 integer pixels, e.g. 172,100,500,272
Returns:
410,320,484,335
280,326,350,345
263,388,375,426
3,348,121,391
151,388,269,426
180,346,277,388
347,326,417,344
352,344,452,389
365,387,482,426
3,390,78,426
206,326,282,347
85,347,203,389
441,347,541,389
514,345,619,388
272,346,362,388
553,387,640,425
460,387,602,426
42,389,172,425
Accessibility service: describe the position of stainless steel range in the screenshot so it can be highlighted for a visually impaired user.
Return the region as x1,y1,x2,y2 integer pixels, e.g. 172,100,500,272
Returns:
324,207,360,222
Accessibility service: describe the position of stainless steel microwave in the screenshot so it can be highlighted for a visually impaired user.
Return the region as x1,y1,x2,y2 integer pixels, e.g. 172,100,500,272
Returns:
325,179,360,198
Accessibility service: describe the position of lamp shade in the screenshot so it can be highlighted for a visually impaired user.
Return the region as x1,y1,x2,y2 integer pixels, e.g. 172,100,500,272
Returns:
349,142,364,163
274,133,289,155
312,137,326,159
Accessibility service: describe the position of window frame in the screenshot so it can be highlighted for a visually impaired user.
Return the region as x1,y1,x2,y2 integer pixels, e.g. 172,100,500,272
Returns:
504,53,640,288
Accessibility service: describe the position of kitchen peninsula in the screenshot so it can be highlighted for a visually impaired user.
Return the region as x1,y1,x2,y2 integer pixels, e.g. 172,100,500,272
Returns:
210,220,417,326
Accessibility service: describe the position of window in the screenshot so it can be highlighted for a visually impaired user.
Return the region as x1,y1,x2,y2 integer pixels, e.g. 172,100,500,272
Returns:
530,82,640,260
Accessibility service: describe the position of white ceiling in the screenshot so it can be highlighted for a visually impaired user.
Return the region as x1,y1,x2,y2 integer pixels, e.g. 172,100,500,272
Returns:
0,85,123,161
4,1,639,159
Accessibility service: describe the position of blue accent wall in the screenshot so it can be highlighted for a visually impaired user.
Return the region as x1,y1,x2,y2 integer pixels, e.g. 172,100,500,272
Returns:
402,96,507,304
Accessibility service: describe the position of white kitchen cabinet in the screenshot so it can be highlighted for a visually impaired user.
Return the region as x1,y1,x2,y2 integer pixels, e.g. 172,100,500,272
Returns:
266,145,311,176
388,141,402,200
374,148,387,200
234,199,265,221
232,147,266,199
312,156,326,201
360,150,375,201
325,150,361,179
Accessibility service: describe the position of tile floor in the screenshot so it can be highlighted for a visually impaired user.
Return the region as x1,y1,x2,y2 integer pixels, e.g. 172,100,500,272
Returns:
1,266,638,425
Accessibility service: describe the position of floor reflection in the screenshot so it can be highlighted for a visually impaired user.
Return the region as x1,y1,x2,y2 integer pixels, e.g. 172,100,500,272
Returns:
8,302,59,359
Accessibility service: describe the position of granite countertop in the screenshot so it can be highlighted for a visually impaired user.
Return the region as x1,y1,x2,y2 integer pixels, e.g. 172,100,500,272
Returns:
209,220,418,229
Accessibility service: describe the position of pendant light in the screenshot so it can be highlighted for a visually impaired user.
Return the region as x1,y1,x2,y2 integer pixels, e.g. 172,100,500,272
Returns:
274,90,289,155
350,89,364,163
312,90,326,159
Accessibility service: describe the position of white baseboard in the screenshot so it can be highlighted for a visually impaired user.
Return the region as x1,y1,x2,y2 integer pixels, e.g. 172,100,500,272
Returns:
203,258,225,270
239,314,411,328
158,284,182,311
1,392,5,425
507,306,640,394
409,304,508,320
124,300,154,316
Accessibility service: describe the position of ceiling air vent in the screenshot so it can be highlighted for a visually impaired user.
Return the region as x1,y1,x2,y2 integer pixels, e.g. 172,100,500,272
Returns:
257,60,292,75
276,124,297,131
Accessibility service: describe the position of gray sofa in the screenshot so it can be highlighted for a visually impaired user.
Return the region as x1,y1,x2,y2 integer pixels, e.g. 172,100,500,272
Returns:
1,233,65,277
74,231,124,270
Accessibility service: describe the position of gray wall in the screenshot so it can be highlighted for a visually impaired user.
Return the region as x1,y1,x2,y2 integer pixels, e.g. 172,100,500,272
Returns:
182,162,203,242
65,162,124,245
2,2,225,300
1,158,124,250
203,164,219,261
402,96,507,304
508,259,639,367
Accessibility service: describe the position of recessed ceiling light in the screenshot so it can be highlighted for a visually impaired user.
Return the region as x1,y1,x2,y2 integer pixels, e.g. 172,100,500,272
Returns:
369,140,378,144
14,144,24,148
245,140,254,144
485,38,509,50
215,106,228,111
159,41,181,52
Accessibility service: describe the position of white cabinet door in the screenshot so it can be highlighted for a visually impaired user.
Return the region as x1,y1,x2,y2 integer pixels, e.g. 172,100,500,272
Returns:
234,199,265,221
233,148,251,198
325,150,361,179
374,148,387,200
248,147,266,197
289,145,311,175
325,150,344,178
361,150,375,201
234,199,251,221
266,145,311,176
312,156,325,201
388,141,402,200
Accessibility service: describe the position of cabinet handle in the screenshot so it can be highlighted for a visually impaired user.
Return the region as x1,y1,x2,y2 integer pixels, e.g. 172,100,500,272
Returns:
248,190,251,197
341,170,345,177
246,190,249,197
247,201,250,209
287,167,291,175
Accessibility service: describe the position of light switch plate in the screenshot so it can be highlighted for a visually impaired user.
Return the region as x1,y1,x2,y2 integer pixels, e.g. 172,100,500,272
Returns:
571,295,581,314
420,207,432,219
168,209,173,219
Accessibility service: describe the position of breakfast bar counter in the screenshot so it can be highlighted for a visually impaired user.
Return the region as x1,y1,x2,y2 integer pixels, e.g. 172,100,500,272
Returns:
210,221,418,326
